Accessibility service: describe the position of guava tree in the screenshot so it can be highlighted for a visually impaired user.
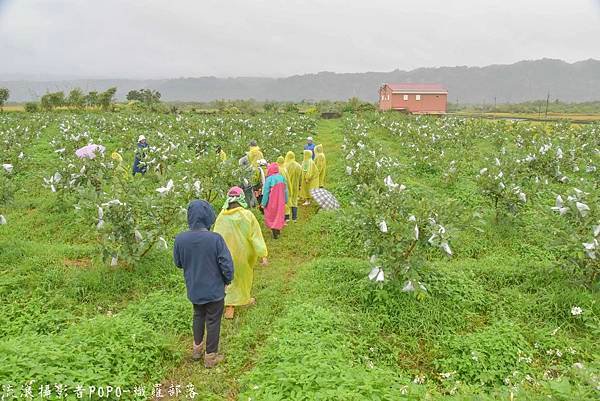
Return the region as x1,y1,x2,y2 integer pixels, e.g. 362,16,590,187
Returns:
550,188,599,286
0,88,9,111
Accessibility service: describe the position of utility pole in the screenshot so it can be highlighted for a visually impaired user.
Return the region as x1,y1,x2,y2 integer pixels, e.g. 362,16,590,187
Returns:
545,92,550,120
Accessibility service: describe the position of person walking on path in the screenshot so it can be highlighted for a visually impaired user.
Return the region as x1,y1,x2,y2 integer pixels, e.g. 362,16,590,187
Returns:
214,187,268,319
284,151,302,221
173,200,234,368
314,144,327,188
261,163,288,239
132,135,149,176
247,140,264,167
304,136,316,159
247,140,265,205
276,156,292,221
255,158,268,208
300,150,319,206
238,153,257,208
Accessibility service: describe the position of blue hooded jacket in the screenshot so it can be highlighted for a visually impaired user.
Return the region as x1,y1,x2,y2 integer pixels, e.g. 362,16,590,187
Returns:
174,200,234,304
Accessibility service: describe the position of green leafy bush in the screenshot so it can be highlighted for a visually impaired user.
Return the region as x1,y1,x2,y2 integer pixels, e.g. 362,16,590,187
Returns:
0,314,181,392
434,321,534,386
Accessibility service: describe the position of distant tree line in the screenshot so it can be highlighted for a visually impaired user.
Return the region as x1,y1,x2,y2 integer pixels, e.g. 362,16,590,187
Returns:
180,97,377,115
9,85,598,116
23,87,118,112
126,89,161,105
449,100,600,115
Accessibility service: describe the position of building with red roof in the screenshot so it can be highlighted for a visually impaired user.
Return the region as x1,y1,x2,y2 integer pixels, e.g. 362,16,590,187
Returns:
379,83,447,114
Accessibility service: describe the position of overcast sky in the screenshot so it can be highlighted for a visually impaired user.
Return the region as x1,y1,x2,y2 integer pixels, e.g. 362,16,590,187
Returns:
1,0,599,79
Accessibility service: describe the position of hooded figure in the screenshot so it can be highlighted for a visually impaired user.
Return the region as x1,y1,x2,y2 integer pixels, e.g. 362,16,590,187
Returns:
214,187,268,319
173,200,234,367
300,150,319,205
284,151,303,221
261,163,288,238
253,158,268,206
257,159,268,187
247,145,264,168
314,144,326,188
277,156,292,219
111,151,129,180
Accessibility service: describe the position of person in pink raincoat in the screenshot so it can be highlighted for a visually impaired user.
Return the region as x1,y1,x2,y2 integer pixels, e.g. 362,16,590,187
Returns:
261,163,288,239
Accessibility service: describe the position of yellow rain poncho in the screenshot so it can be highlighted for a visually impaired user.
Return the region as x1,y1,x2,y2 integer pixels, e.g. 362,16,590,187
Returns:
300,150,319,200
314,144,326,188
277,156,291,216
284,151,302,208
214,207,268,306
247,146,264,167
111,151,129,180
248,146,266,187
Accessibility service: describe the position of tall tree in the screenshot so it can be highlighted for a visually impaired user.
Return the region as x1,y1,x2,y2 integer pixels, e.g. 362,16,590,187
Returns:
85,91,99,108
98,87,117,110
67,88,85,109
40,91,65,111
0,88,9,111
126,90,142,102
127,89,161,105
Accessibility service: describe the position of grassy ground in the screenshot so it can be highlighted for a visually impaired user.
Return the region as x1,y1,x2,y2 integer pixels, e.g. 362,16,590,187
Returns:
154,205,320,400
1,115,598,400
149,119,347,400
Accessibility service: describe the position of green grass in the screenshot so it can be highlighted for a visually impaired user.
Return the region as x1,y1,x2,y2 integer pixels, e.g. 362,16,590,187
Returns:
1,113,598,400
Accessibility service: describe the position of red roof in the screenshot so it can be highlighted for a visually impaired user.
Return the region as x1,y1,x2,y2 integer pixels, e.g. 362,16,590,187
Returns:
385,83,447,93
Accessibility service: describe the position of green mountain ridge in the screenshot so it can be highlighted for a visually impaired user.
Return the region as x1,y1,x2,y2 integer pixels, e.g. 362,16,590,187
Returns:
2,58,599,103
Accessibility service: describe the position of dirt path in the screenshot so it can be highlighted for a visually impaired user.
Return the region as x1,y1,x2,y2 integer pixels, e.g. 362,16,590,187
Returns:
154,118,345,401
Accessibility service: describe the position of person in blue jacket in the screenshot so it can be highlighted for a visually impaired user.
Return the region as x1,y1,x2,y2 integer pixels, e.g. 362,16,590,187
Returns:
173,200,234,368
303,136,316,159
132,135,149,175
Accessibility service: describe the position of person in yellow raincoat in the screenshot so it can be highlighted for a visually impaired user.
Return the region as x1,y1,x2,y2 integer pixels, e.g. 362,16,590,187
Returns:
214,186,268,319
284,151,302,222
276,156,292,220
111,151,129,180
314,144,326,188
247,140,264,167
216,145,227,162
300,149,319,206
